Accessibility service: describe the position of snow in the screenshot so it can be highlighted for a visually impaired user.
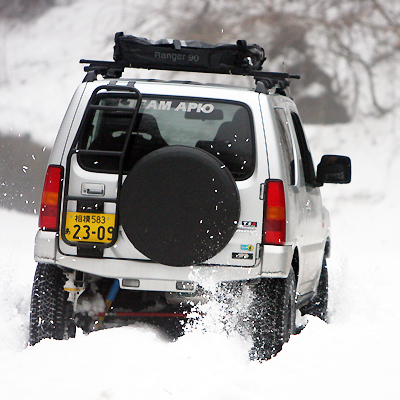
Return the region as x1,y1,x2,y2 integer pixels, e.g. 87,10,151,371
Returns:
1,192,399,400
1,1,400,399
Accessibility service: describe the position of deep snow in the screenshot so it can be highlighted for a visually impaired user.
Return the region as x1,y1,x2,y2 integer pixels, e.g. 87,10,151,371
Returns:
1,1,400,399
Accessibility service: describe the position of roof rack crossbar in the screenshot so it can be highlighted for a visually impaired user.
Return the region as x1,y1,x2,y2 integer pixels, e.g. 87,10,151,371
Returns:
80,59,300,87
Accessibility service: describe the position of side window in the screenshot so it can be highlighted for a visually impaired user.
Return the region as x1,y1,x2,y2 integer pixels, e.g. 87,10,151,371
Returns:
290,112,316,185
274,108,295,185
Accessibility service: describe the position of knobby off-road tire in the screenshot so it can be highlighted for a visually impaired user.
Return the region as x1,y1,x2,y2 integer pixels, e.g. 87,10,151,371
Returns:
120,146,240,267
249,268,296,361
300,257,329,322
29,263,76,345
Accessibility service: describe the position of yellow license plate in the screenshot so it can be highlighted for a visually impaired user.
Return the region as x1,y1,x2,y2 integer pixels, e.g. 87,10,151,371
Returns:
63,212,115,243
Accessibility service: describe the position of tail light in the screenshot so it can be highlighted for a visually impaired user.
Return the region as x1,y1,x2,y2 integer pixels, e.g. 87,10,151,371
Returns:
39,165,64,231
262,179,286,245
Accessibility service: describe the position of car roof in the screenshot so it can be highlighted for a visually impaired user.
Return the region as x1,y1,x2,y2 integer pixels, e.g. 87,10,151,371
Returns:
83,78,261,104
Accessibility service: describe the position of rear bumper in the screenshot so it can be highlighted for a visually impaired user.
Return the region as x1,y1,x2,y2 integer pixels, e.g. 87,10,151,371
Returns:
35,230,294,292
260,244,294,278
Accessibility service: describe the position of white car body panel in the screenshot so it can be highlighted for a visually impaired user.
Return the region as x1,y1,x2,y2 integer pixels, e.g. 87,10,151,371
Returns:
36,78,330,298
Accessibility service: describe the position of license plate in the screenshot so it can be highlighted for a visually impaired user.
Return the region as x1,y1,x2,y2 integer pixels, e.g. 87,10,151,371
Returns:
63,212,115,244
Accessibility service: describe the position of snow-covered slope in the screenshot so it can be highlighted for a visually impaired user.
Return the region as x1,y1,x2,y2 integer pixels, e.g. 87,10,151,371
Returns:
1,1,400,399
0,0,169,145
1,115,399,399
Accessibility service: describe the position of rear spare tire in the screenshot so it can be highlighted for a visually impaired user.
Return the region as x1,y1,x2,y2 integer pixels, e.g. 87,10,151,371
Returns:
119,146,240,266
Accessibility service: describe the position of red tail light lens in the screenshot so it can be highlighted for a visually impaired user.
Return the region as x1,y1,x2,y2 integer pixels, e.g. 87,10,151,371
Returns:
39,165,64,231
262,179,286,245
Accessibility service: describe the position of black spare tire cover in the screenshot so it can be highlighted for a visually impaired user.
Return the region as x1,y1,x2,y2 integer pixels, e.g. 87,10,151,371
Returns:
119,146,240,266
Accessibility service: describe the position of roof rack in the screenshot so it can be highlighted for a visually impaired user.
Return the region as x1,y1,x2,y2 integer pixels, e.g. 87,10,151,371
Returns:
79,59,300,95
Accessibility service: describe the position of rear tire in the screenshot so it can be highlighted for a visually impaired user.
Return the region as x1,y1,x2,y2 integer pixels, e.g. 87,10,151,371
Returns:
29,263,76,345
249,268,296,361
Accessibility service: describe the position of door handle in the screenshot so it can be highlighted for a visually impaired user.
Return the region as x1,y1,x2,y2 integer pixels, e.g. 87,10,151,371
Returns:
81,183,105,196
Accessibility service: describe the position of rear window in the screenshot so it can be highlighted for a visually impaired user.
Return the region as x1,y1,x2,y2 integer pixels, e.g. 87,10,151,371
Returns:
77,95,255,180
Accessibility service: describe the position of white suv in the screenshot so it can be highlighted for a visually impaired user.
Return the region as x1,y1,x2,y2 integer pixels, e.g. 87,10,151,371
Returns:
29,35,351,360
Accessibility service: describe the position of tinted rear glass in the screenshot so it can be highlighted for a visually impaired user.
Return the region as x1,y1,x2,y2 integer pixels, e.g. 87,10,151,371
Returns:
78,95,255,180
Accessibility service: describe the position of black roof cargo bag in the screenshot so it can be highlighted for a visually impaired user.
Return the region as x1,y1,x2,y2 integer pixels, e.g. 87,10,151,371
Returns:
113,32,266,73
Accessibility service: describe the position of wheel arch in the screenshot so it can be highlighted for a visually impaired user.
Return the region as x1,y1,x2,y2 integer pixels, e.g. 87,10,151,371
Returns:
324,237,331,258
291,247,300,284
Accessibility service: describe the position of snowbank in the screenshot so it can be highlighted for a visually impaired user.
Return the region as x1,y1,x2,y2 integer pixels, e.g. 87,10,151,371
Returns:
1,115,399,399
